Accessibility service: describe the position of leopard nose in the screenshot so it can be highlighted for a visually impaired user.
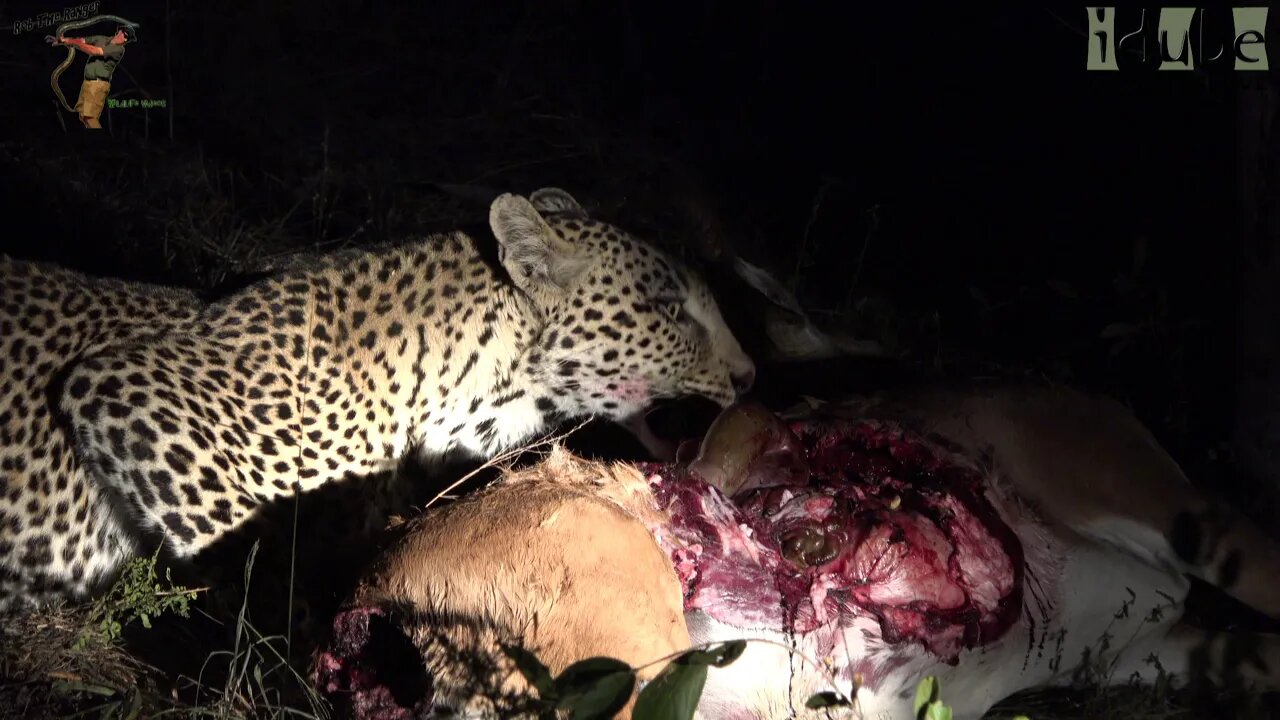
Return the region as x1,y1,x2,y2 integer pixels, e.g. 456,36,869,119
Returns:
731,366,756,396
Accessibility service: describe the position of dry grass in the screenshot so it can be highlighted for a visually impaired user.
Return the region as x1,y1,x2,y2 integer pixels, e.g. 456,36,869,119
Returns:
0,600,161,720
0,545,335,720
991,682,1274,720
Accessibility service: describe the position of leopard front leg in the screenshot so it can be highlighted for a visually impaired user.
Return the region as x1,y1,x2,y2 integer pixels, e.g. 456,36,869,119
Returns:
61,353,272,561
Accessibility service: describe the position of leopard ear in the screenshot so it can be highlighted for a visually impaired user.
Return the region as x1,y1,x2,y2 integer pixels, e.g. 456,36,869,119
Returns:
529,187,588,220
490,193,587,293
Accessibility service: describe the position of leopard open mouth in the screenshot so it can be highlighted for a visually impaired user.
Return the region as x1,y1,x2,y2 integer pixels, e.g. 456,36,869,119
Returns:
618,394,725,461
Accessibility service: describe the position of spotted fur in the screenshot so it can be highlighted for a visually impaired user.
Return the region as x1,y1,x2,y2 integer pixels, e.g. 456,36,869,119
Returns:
0,188,754,609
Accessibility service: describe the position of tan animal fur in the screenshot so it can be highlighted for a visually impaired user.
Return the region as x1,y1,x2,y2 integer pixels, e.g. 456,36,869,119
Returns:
345,448,688,717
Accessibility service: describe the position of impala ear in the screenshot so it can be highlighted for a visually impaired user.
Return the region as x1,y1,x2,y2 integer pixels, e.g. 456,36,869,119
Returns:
529,187,588,219
490,193,587,293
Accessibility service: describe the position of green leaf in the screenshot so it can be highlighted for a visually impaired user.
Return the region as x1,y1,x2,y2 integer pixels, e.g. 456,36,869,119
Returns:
123,686,144,720
913,676,939,718
501,643,557,701
925,701,953,720
805,691,852,709
632,656,709,720
553,657,636,719
679,640,747,668
50,680,119,697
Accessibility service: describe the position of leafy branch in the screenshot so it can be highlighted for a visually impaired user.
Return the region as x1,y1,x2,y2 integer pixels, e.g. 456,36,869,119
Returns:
501,638,854,719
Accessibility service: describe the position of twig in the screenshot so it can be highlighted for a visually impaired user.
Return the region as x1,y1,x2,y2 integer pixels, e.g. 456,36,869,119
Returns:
791,177,837,292
153,586,209,598
841,203,880,312
421,419,593,511
627,636,858,711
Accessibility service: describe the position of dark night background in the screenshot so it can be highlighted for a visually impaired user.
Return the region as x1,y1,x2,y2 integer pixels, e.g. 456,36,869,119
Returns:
1,2,1279,714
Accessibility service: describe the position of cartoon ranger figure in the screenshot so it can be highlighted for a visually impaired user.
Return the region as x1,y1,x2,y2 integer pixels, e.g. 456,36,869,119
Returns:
46,25,136,129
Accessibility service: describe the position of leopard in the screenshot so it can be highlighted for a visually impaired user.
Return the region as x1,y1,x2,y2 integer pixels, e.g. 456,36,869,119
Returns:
0,187,756,611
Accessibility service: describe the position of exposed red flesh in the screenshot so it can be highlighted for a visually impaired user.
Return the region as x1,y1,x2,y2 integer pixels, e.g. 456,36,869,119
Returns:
312,606,432,720
641,417,1024,661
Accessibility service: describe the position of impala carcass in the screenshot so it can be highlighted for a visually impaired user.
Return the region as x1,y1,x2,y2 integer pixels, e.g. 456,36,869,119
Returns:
312,382,1280,719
